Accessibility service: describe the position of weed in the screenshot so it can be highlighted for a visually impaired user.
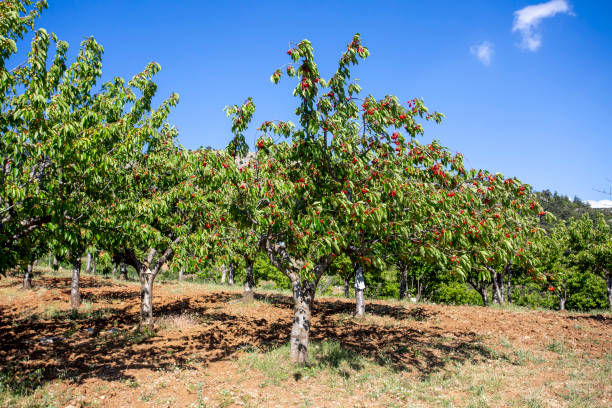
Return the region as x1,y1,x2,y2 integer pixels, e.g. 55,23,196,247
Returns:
546,340,566,354
127,328,156,344
499,336,512,349
139,391,153,401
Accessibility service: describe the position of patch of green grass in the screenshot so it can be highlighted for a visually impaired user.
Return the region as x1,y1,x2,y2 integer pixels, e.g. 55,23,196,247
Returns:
499,336,512,349
546,340,566,354
0,364,62,408
139,391,153,402
512,349,546,366
126,327,156,344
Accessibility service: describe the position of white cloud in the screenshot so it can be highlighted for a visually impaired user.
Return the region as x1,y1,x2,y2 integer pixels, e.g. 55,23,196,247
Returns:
470,41,494,66
585,199,612,209
512,0,573,51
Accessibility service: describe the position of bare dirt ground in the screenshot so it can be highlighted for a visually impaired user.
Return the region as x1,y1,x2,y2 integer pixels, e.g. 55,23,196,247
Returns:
0,272,610,407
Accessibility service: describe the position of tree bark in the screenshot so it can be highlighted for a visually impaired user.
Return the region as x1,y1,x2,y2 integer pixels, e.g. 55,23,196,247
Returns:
221,264,227,284
343,276,350,298
91,255,96,275
139,267,155,330
499,271,505,303
112,264,117,278
490,268,505,305
416,278,423,302
559,296,566,311
355,265,365,318
179,266,184,282
52,256,59,270
228,263,235,286
70,258,81,309
85,253,92,274
243,260,255,303
480,288,489,307
135,242,178,331
23,263,33,289
290,279,314,364
399,264,408,300
119,262,128,280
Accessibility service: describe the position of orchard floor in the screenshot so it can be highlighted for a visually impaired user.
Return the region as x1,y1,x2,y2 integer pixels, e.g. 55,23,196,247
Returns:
0,272,610,408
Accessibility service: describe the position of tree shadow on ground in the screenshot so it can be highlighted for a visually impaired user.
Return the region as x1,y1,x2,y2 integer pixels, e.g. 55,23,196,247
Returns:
254,293,434,321
0,279,496,394
566,313,612,326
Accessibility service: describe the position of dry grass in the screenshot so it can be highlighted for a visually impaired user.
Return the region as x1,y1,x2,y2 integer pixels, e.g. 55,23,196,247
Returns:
155,312,200,331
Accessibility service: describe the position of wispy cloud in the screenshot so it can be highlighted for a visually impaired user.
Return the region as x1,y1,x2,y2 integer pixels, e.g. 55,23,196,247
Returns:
586,199,612,209
512,0,573,51
470,41,494,66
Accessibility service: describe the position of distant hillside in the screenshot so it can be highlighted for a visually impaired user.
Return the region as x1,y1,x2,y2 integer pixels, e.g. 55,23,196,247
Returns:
536,190,612,228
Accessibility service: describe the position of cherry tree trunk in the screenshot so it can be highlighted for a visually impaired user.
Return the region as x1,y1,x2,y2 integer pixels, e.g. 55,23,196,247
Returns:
179,266,184,282
139,268,155,331
112,264,117,277
85,253,92,274
355,265,365,318
290,280,315,364
243,261,255,303
52,256,59,270
399,265,408,300
119,262,128,280
343,276,350,298
416,278,423,302
492,272,504,305
228,263,235,286
70,259,81,309
221,264,227,284
91,255,96,274
23,263,33,289
480,288,489,307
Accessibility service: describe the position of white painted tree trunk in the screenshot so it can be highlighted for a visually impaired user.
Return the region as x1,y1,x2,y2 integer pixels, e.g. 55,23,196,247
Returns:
221,264,227,284
228,263,235,286
70,259,81,309
23,263,33,289
290,280,314,364
243,261,254,303
491,270,505,305
179,266,184,282
139,268,155,330
560,296,566,311
85,253,92,274
355,265,365,318
480,288,489,307
119,262,127,280
399,264,408,300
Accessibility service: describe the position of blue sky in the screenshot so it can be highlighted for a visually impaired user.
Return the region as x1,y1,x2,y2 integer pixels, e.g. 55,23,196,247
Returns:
15,0,612,203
